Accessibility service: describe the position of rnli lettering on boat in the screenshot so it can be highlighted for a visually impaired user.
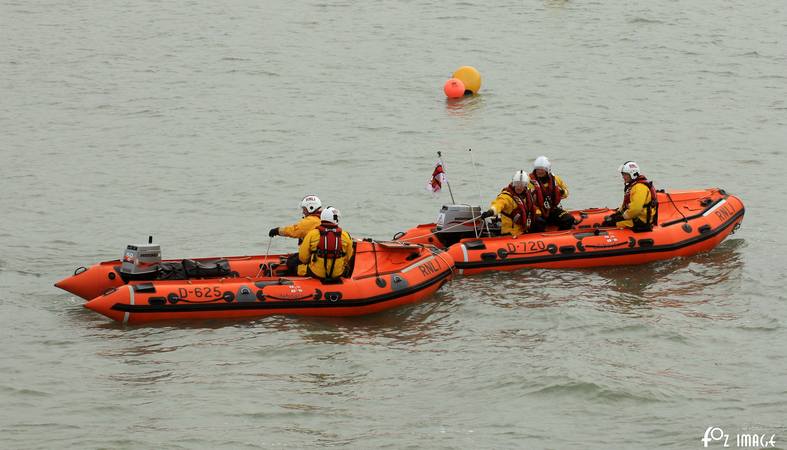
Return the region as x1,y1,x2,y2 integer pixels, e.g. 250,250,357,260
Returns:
418,259,442,276
401,255,443,278
714,203,736,222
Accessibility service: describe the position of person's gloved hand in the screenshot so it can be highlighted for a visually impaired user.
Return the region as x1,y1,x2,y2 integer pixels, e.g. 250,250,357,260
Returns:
480,209,495,219
602,211,623,226
268,227,279,237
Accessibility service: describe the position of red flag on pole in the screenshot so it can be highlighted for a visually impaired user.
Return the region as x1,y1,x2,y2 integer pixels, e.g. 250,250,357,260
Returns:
426,159,447,193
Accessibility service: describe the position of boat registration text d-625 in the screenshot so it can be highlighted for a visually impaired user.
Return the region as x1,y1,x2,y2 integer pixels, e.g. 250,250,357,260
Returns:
177,287,222,298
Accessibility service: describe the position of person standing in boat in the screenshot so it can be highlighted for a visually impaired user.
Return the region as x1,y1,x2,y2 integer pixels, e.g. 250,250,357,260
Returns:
602,161,659,231
529,156,575,230
480,170,540,235
298,207,354,280
269,195,323,274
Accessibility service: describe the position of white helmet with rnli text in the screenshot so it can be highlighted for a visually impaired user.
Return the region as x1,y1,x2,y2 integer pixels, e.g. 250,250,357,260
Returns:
511,170,530,192
300,195,322,214
619,161,641,178
320,206,340,224
533,156,551,173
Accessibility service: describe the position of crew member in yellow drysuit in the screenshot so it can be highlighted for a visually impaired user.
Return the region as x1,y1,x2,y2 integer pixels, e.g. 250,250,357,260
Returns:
602,161,659,231
298,207,354,279
480,170,540,236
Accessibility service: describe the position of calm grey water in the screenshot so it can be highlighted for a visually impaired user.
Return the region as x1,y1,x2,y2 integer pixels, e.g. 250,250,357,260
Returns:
2,0,786,448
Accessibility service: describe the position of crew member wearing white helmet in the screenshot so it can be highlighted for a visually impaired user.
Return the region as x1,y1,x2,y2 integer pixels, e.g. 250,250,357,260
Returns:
479,170,539,236
298,207,354,280
269,195,323,241
530,156,574,230
602,161,659,231
269,195,323,275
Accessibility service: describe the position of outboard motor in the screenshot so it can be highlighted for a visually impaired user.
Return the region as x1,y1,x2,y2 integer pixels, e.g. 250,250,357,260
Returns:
120,241,161,278
435,205,500,246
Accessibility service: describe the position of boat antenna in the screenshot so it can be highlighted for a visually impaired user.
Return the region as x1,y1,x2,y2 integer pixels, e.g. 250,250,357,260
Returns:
469,148,490,236
437,151,456,204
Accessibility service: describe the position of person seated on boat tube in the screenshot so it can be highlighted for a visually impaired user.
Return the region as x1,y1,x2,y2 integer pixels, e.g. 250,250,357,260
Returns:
269,195,323,274
529,156,575,230
298,206,354,280
601,161,659,231
479,170,540,236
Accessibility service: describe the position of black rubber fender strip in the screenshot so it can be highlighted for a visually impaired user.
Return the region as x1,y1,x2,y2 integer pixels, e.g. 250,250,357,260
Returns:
638,239,654,248
464,240,487,250
455,208,744,269
110,269,453,313
148,296,166,306
133,283,156,293
481,252,498,261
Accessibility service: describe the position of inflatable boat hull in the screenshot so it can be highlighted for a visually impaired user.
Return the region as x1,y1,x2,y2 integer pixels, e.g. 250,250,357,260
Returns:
395,189,744,275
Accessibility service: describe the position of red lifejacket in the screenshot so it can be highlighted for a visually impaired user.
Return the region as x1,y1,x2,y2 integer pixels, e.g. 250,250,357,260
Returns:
500,185,535,231
530,173,562,216
623,176,659,224
314,221,346,278
315,222,345,258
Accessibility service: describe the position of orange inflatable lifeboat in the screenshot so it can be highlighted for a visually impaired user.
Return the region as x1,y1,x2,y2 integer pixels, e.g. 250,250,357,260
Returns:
56,240,454,324
394,188,744,275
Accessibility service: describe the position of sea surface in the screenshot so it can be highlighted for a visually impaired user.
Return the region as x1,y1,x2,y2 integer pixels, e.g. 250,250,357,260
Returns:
1,0,786,448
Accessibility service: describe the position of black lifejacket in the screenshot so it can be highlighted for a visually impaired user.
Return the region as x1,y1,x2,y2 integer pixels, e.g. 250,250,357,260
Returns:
530,173,562,216
499,185,536,232
314,222,345,278
623,176,659,225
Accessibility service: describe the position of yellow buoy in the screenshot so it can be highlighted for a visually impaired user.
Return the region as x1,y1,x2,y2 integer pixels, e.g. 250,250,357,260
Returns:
452,66,482,94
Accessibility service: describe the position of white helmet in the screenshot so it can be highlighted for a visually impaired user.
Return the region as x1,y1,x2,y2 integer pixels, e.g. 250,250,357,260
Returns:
511,170,530,192
320,206,340,224
533,156,551,173
300,195,322,213
618,161,641,178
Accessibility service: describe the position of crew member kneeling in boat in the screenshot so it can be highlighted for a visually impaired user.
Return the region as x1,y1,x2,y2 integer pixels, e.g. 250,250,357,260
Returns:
529,156,575,230
480,170,540,236
298,207,354,280
602,161,659,231
269,195,323,274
